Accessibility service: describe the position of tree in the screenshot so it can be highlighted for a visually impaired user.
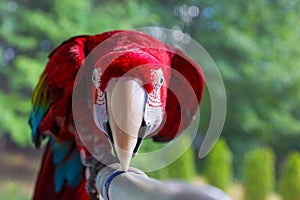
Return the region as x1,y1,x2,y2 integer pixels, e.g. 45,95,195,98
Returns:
165,136,196,181
279,151,300,200
141,135,197,181
243,147,275,200
203,138,233,191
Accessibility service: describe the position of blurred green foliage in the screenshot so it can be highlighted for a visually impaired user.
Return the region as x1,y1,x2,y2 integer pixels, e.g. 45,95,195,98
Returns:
0,182,29,200
166,142,196,181
149,136,196,181
243,147,275,200
193,0,300,176
203,138,232,191
137,136,196,181
1,0,300,186
278,151,300,200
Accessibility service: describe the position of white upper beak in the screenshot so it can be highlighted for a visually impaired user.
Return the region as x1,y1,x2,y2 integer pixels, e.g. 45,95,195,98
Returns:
106,78,145,171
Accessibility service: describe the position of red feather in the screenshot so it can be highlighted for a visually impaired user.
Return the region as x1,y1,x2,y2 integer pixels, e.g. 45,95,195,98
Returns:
33,143,90,200
153,48,205,141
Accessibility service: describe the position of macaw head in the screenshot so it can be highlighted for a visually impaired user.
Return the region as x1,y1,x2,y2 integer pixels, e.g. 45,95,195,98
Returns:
90,31,204,171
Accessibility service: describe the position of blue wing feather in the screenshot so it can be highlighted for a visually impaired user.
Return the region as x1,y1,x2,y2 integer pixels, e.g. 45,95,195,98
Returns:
50,137,84,192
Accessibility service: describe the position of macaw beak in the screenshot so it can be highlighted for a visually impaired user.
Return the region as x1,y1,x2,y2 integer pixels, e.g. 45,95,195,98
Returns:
106,78,145,171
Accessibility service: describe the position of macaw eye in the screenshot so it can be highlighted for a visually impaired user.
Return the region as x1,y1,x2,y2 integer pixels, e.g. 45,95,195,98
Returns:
92,68,100,87
153,69,164,91
92,74,96,84
159,77,164,84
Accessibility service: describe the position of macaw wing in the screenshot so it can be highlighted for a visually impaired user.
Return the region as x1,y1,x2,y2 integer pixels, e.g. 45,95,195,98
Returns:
29,36,88,147
29,36,91,200
33,141,90,200
30,32,124,200
29,31,124,147
153,48,205,142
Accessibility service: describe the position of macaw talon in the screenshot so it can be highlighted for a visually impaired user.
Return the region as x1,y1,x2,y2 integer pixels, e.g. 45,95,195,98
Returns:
106,77,146,171
85,160,106,200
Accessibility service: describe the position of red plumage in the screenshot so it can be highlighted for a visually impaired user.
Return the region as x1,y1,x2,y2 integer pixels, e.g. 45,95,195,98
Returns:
33,143,90,200
30,30,204,200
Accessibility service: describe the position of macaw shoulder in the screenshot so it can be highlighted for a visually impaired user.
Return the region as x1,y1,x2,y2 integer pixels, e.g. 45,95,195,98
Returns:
46,30,124,75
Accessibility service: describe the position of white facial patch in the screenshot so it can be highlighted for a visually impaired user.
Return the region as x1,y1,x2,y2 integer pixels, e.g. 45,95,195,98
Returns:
153,69,164,92
144,69,165,136
93,104,108,134
92,68,108,134
144,106,163,135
